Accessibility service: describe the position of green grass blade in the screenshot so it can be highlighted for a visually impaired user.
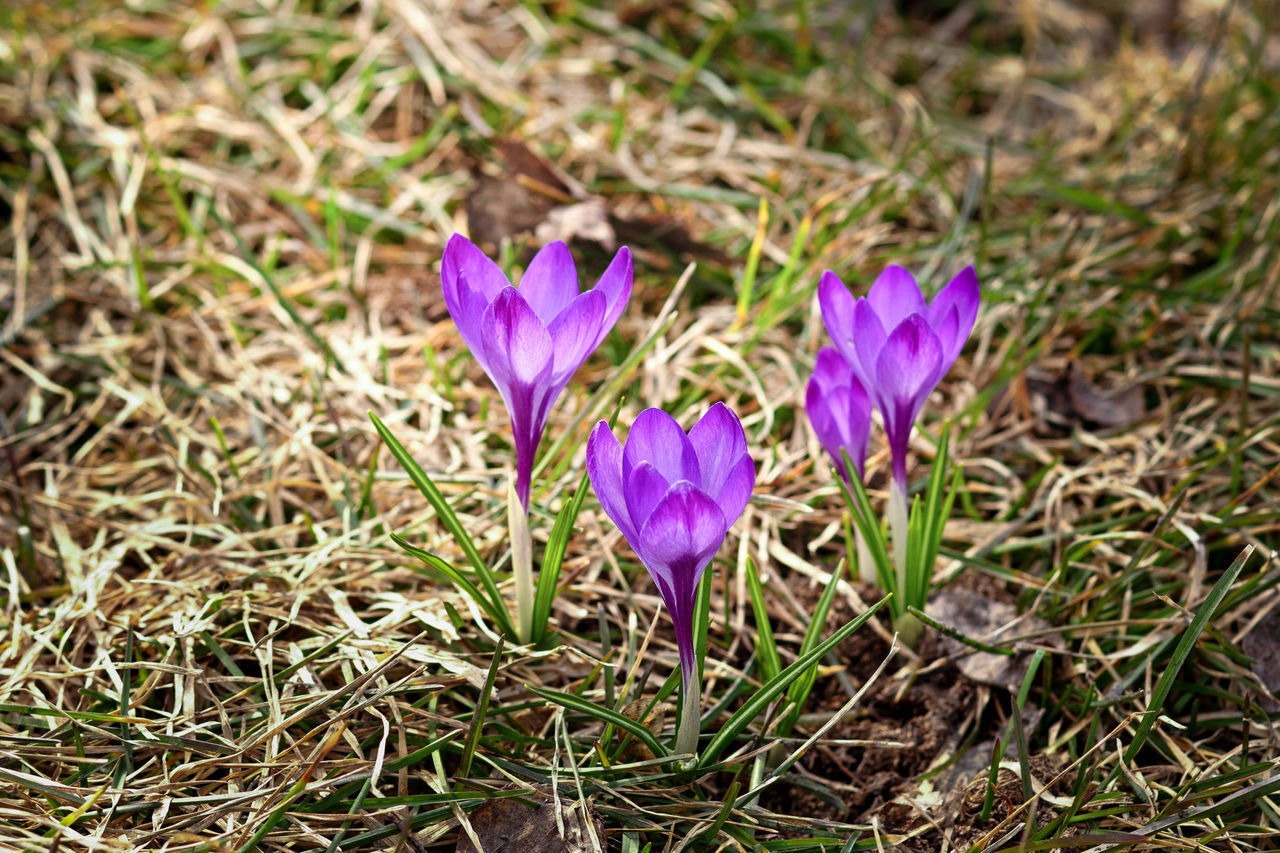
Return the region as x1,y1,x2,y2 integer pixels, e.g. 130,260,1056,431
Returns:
1121,545,1254,766
778,559,845,736
835,454,895,609
209,204,344,373
370,411,513,633
735,197,768,322
457,637,504,781
533,468,591,643
529,686,667,760
390,533,515,637
745,557,781,683
694,567,713,683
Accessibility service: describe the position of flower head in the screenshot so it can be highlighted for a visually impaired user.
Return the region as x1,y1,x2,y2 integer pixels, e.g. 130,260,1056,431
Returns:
441,234,632,509
586,403,754,743
818,264,979,487
806,347,873,483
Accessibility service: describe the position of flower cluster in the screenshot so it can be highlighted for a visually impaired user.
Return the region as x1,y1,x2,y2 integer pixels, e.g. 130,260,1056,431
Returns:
813,265,979,492
434,235,755,758
415,232,974,758
806,263,979,622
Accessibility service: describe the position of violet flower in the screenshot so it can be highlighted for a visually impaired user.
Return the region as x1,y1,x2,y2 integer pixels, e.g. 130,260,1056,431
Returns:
586,403,754,758
805,346,873,484
818,264,979,495
806,346,878,584
441,234,632,510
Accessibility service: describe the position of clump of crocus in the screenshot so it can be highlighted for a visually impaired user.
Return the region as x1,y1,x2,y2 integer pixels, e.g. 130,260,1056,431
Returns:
440,234,632,644
586,403,754,759
441,234,633,511
815,264,979,643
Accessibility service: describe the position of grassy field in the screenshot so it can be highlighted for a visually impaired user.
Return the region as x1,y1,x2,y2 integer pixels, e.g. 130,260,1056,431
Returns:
2,0,1279,850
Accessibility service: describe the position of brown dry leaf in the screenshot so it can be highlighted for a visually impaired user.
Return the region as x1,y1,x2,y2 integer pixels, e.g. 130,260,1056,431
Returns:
1242,609,1280,711
456,797,603,853
1008,362,1147,432
610,212,732,266
617,699,671,762
926,587,1060,692
465,171,559,252
535,200,616,250
1064,362,1146,428
465,138,727,264
494,138,577,198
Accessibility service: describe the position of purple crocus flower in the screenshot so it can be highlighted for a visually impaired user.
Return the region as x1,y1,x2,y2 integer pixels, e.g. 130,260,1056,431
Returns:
806,347,873,483
818,264,979,491
586,403,754,756
441,234,632,510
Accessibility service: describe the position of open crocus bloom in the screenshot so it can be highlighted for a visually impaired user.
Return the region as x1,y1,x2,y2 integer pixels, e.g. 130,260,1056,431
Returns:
818,264,979,490
806,346,873,484
441,234,632,509
586,403,754,756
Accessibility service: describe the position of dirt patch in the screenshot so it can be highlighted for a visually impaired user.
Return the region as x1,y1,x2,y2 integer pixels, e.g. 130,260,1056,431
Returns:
755,569,1044,837
758,627,973,820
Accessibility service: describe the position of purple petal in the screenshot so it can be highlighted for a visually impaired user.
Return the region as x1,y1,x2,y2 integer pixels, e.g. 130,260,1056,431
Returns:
636,481,727,585
547,289,606,385
446,283,494,374
850,298,888,391
806,380,841,478
586,421,638,544
481,288,554,390
441,234,511,303
875,315,943,483
479,290,555,508
875,314,944,409
519,241,579,326
592,246,634,336
623,461,671,532
714,454,755,526
867,265,927,331
622,408,700,487
811,346,851,386
688,402,748,499
926,265,980,367
441,234,512,370
930,304,961,370
818,270,856,365
806,352,872,482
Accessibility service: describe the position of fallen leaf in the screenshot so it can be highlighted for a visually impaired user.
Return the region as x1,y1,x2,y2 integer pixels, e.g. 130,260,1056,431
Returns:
1242,609,1280,712
610,212,732,266
457,797,603,853
464,138,728,265
618,698,671,762
1064,362,1146,428
535,200,616,250
1000,362,1147,433
926,586,1061,692
464,171,557,252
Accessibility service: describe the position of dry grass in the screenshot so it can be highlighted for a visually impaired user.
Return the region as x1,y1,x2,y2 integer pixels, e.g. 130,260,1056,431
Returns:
1,0,1279,850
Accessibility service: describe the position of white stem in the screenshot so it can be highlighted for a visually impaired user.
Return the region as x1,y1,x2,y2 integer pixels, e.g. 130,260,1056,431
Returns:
888,479,909,600
675,675,701,762
897,611,924,649
855,527,877,586
507,475,534,645
887,480,925,649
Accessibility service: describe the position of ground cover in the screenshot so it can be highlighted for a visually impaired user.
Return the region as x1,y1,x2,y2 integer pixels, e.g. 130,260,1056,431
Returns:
1,1,1278,850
